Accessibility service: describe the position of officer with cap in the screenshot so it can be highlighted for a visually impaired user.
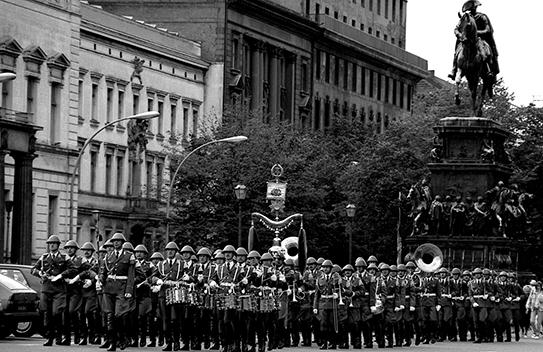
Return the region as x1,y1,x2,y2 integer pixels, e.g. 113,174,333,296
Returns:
32,235,77,346
155,241,183,351
97,233,137,351
79,242,101,345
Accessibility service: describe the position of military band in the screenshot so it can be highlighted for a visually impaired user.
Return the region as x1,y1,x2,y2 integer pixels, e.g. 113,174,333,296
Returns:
34,234,534,350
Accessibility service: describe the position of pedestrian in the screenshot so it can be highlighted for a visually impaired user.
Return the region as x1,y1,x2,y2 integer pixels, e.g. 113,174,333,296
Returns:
526,280,543,339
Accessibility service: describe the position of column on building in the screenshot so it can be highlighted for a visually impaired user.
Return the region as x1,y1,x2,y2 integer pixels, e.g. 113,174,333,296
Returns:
0,151,5,262
284,53,296,124
250,40,262,111
269,47,282,122
11,152,35,265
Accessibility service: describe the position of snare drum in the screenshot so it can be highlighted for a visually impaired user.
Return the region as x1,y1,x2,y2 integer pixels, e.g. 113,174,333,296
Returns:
203,294,216,309
258,296,276,312
218,293,237,310
165,286,188,305
239,294,257,312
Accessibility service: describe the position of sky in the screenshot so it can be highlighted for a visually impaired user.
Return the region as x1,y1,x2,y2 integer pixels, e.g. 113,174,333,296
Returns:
406,0,543,107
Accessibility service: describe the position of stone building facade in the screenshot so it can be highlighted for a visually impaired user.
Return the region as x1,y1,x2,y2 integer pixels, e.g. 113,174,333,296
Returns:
90,0,428,131
0,0,211,263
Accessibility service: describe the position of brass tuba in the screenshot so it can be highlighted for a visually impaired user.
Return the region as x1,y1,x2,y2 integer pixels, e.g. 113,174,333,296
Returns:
413,243,443,273
281,236,299,262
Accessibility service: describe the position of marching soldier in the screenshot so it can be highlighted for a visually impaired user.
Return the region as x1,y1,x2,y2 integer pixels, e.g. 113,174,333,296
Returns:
121,242,141,348
306,257,323,347
236,247,256,352
63,240,85,345
450,268,467,341
468,267,486,343
389,265,406,347
156,241,183,351
355,258,372,349
194,247,216,350
398,264,415,347
495,271,511,342
313,260,337,350
134,244,156,347
379,264,401,348
255,252,278,352
179,245,197,350
341,264,362,349
79,242,100,345
482,268,498,342
507,272,524,341
209,251,225,350
97,233,137,351
31,235,77,346
405,262,424,346
437,267,453,342
149,251,166,347
367,262,385,348
420,270,441,344
299,258,316,347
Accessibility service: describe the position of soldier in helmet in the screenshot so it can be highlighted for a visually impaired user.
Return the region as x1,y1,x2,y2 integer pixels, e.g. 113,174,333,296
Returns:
307,257,323,346
298,257,316,348
397,264,414,347
461,270,476,341
78,242,100,345
179,245,197,350
367,262,385,348
97,233,137,351
420,270,441,344
149,252,165,347
254,252,278,352
210,251,225,350
355,258,372,348
379,264,402,348
194,247,216,350
132,244,156,347
31,235,77,346
495,271,511,342
235,247,257,352
507,272,524,341
468,268,486,343
436,268,453,342
450,268,466,341
482,268,498,342
341,264,362,349
405,262,423,345
313,260,337,350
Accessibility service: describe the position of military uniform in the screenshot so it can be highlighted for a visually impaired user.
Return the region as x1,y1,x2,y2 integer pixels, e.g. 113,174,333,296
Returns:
156,256,184,351
451,274,469,341
437,274,453,341
64,244,87,345
31,237,77,346
420,274,441,344
79,253,100,345
313,264,338,349
468,270,486,343
254,258,279,352
134,255,156,346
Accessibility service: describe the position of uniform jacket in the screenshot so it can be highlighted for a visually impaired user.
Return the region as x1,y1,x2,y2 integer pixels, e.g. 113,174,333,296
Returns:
421,276,441,307
155,258,184,298
100,249,136,296
79,256,100,298
314,272,338,310
32,251,77,294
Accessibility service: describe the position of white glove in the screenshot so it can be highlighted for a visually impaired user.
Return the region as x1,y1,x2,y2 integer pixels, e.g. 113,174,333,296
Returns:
514,297,521,302
333,293,338,299
287,289,292,296
256,270,263,277
506,297,512,302
483,294,488,299
156,279,164,286
241,278,248,285
400,305,405,310
436,305,441,312
83,279,92,288
271,274,277,281
410,306,415,312
490,296,495,301
472,302,479,308
210,280,218,288
151,286,160,293
279,274,286,282
125,293,132,298
52,274,63,282
370,306,377,313
298,287,303,293
313,308,318,315
69,275,81,284
182,273,190,282
96,281,103,290
198,274,204,282
394,307,401,312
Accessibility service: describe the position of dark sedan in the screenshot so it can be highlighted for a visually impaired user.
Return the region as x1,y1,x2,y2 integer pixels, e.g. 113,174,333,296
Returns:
0,263,42,337
0,273,40,339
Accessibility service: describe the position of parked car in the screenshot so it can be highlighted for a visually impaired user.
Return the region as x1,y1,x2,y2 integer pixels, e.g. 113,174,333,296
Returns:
0,263,42,338
0,273,40,339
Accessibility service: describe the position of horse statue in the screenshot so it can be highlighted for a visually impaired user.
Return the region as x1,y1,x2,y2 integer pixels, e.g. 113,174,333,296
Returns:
452,11,495,117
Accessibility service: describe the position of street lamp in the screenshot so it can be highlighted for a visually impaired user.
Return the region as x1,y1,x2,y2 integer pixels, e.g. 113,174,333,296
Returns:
234,184,247,247
346,204,356,264
67,111,159,239
0,73,16,82
165,136,248,238
91,210,103,245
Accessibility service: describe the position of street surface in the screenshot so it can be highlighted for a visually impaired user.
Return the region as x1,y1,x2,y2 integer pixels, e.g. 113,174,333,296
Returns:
1,336,542,352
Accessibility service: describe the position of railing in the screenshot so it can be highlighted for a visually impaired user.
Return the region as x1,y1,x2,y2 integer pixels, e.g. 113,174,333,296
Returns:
0,107,34,123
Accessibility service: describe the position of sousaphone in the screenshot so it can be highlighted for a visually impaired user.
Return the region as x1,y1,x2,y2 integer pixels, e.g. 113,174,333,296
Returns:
413,243,443,273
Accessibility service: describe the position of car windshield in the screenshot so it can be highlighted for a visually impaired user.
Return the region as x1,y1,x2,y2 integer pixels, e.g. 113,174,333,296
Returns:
0,272,31,290
0,269,29,286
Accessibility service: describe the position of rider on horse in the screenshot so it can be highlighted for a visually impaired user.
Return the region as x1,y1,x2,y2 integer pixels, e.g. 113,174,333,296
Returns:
448,0,500,81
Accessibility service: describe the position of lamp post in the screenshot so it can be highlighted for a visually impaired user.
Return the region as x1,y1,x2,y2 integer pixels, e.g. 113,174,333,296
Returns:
234,184,247,247
346,204,356,264
1,198,14,263
165,136,248,238
67,111,159,239
0,73,16,82
91,210,102,246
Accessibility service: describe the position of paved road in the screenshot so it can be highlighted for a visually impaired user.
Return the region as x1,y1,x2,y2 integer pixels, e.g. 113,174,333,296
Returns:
1,336,542,352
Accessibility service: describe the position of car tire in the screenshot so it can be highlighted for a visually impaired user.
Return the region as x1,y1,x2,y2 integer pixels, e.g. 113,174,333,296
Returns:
14,320,37,338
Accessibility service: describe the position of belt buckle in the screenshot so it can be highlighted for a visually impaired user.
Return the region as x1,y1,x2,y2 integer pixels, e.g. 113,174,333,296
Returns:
112,274,117,281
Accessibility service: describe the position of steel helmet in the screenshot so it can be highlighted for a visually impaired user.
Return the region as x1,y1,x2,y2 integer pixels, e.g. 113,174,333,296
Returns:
103,240,113,248
406,261,416,269
462,270,472,277
46,235,61,244
451,268,461,275
80,242,96,251
180,245,195,254
332,264,342,273
438,267,449,274
122,242,134,252
214,251,225,260
134,244,148,253
97,246,107,253
367,255,378,263
355,258,368,267
473,267,483,275
248,250,261,259
197,248,212,257
390,265,398,272
64,240,80,249
397,264,407,271
150,252,165,260
222,245,236,253
284,258,295,266
317,257,325,265
482,268,491,275
236,247,249,256
321,260,333,267
499,271,508,277
367,263,379,271
110,233,127,242
343,264,354,272
307,257,317,265
260,253,273,261
380,263,390,271
165,242,180,251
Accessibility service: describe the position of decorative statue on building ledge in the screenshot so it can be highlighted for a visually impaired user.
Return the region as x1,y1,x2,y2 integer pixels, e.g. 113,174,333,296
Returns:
130,56,145,84
480,138,495,163
407,176,433,236
430,135,443,163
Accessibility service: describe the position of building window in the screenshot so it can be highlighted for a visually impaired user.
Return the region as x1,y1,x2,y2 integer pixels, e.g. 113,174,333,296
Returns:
315,3,320,20
325,7,330,15
301,61,308,92
147,96,154,133
325,53,330,83
133,93,139,115
352,64,357,92
392,0,396,21
156,159,164,200
105,153,112,195
314,98,321,130
385,77,390,103
393,79,397,105
78,79,84,121
91,82,98,122
369,0,373,11
106,86,113,123
377,0,381,15
192,108,199,138
232,37,239,70
360,23,365,31
324,98,330,128
369,70,374,98
361,68,366,95
400,0,404,25
170,102,177,137
26,76,38,116
385,0,389,18
90,150,98,192
407,84,412,111
146,158,153,198
399,40,403,48
334,57,340,86
48,195,58,237
315,50,321,80
334,11,339,19
50,82,61,143
118,89,125,119
369,27,373,35
391,37,395,44
376,30,380,38
400,82,405,108
352,19,356,27
361,0,365,8
343,61,349,90
116,152,124,196
158,100,164,136
1,78,13,109
183,106,189,141
384,34,388,41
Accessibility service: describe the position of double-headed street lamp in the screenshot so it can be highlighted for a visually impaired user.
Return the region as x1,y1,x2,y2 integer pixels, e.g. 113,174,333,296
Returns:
234,184,247,247
165,136,248,238
67,111,159,239
346,204,357,264
0,73,16,83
